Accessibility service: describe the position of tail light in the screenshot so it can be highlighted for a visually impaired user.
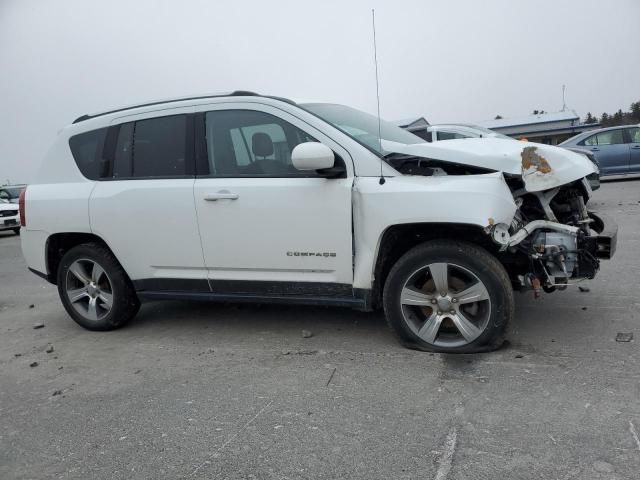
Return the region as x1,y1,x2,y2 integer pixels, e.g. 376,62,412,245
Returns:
19,188,26,227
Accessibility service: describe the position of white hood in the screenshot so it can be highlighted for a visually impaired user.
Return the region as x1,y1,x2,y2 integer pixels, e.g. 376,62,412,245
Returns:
382,138,597,192
0,202,18,211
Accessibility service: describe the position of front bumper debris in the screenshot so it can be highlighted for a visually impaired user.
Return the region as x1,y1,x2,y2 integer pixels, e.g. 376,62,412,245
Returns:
587,212,617,259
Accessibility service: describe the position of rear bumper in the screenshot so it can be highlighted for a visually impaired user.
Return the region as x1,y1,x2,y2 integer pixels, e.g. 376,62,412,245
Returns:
21,229,49,277
588,212,617,259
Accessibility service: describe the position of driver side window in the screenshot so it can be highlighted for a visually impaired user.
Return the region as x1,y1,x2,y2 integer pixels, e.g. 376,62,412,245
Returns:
202,110,318,177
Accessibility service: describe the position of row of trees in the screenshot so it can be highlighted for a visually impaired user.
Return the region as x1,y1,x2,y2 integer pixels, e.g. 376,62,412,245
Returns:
494,101,640,127
584,101,640,127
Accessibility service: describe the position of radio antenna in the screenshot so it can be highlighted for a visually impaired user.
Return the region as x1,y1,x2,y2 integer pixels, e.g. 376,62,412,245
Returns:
372,9,385,185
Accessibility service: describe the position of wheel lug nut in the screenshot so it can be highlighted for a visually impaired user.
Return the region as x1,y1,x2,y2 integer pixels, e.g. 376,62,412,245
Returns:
452,298,458,303
440,292,446,297
431,299,437,304
450,310,456,314
437,311,442,315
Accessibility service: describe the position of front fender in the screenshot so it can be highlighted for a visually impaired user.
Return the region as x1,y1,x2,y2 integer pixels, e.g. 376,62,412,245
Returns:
352,173,516,289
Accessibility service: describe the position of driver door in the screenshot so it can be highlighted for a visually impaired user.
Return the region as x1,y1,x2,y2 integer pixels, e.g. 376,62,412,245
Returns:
193,104,354,294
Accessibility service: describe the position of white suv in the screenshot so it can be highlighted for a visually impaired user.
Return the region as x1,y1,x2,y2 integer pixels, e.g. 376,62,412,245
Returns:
20,92,617,353
0,198,20,234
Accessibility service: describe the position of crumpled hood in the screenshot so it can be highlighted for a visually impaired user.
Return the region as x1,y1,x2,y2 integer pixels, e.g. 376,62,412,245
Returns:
382,138,597,192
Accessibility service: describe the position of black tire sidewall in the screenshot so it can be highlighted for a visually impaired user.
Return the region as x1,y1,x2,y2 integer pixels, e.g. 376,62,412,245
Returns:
383,241,513,353
56,243,138,331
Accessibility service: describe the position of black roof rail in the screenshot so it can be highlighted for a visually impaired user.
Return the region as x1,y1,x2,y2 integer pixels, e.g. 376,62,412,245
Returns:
72,90,271,124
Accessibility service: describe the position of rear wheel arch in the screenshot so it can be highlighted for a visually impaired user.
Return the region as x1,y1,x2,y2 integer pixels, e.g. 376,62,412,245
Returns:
371,222,498,308
56,242,140,330
45,233,127,285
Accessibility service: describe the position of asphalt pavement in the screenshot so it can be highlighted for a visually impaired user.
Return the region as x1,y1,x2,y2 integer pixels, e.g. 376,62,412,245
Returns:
1,179,639,480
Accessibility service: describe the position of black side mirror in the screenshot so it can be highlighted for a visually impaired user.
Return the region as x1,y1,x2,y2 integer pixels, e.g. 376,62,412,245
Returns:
316,155,347,179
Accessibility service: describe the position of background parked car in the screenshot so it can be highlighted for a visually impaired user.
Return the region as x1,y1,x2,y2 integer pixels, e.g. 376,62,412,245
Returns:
0,184,27,204
557,147,600,190
419,124,514,142
0,198,20,235
560,124,640,176
400,123,601,189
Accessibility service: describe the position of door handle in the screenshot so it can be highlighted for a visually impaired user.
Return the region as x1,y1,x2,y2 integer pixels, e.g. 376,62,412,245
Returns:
590,147,600,151
204,191,239,201
631,145,640,149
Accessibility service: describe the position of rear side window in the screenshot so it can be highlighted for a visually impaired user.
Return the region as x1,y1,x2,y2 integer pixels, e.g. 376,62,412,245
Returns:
111,114,189,178
437,131,471,141
69,128,108,180
626,127,640,143
112,123,134,178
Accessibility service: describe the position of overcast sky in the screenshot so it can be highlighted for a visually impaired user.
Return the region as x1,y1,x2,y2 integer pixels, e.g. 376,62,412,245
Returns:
1,0,639,183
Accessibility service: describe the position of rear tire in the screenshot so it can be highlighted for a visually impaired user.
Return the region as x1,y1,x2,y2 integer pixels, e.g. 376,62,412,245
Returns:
57,243,140,331
383,240,513,353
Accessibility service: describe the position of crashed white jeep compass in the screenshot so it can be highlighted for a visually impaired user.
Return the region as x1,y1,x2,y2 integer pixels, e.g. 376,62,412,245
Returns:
20,92,617,353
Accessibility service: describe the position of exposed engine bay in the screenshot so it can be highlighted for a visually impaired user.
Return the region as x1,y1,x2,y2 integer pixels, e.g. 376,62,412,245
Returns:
499,177,612,295
386,152,617,295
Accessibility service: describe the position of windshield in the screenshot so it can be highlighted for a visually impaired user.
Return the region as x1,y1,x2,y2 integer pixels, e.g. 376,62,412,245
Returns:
301,103,424,154
0,187,24,199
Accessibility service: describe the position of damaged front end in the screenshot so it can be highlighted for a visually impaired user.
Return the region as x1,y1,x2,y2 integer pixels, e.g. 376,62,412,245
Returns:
488,146,617,294
384,140,617,295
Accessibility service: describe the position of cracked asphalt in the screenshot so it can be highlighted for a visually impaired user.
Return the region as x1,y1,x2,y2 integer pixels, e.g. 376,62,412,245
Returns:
1,179,639,479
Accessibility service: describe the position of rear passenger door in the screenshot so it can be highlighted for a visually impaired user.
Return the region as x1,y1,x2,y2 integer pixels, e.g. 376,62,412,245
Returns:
193,103,354,293
581,129,629,175
89,109,208,289
625,127,640,173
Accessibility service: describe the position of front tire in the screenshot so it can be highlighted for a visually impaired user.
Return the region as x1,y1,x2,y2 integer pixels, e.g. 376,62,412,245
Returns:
13,228,20,235
383,241,513,353
57,243,140,331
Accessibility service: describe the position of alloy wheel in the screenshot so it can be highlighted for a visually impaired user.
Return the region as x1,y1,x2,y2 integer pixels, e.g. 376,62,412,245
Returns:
399,262,491,348
65,259,113,321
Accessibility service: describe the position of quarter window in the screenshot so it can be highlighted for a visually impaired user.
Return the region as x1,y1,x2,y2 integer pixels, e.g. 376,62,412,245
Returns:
202,110,318,177
69,128,109,180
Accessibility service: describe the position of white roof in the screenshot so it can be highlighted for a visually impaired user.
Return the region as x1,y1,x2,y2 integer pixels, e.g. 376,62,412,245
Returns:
478,110,579,129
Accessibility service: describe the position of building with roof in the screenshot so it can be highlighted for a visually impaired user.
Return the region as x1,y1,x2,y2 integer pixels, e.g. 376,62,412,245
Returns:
476,110,599,145
392,116,430,132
